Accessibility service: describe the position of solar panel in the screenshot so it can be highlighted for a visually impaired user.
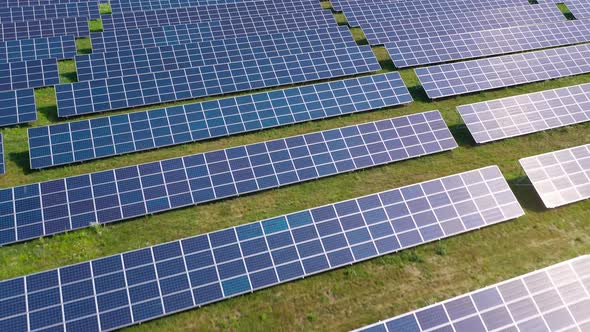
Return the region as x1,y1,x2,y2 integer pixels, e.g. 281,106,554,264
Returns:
91,11,336,53
0,133,4,175
109,0,296,13
416,43,590,99
520,143,590,208
0,35,76,63
458,83,590,144
360,4,565,45
0,16,90,42
56,45,381,117
0,58,59,91
76,27,357,82
566,0,590,19
0,2,99,23
0,89,36,127
2,110,457,245
0,165,524,331
0,0,96,8
355,254,590,332
102,0,321,31
387,19,590,68
30,72,413,169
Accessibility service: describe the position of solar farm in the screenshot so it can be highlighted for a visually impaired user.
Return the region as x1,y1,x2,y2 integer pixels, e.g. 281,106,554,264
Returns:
0,0,590,331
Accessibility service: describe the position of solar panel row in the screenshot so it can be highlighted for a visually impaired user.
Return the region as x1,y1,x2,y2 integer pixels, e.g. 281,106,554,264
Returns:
0,88,36,127
76,27,357,82
356,255,590,332
387,19,590,68
0,0,95,9
360,4,565,45
56,45,381,117
520,143,590,209
0,133,4,175
0,165,524,331
30,72,412,169
109,0,288,13
0,58,58,91
566,0,590,19
0,16,90,42
1,111,457,245
0,1,99,24
91,11,336,53
416,43,590,99
102,0,321,31
458,83,590,144
0,35,76,63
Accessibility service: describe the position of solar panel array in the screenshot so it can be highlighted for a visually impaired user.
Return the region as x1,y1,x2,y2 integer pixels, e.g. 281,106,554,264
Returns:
360,4,565,45
56,45,381,117
91,11,336,53
102,0,321,31
0,35,76,63
0,0,96,8
387,20,590,68
356,254,590,332
0,58,58,91
0,165,524,331
0,88,36,127
458,83,590,144
109,0,288,12
30,73,413,169
0,2,99,23
75,27,357,82
2,111,457,245
416,43,590,99
567,0,590,19
0,16,90,42
0,133,4,175
520,143,590,209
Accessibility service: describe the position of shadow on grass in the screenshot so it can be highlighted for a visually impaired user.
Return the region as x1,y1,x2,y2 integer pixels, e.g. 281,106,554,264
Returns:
60,71,78,84
38,105,60,123
508,176,546,213
8,151,32,174
407,85,430,103
448,123,476,147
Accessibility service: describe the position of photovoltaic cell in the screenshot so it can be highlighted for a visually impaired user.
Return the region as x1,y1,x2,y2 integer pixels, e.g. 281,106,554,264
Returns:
0,35,76,63
91,11,336,53
0,0,96,8
360,4,565,45
0,134,4,175
520,143,590,208
102,0,321,31
0,58,59,91
1,111,457,245
0,165,524,331
0,2,99,23
387,19,590,68
355,255,590,332
457,83,590,144
76,27,357,82
416,43,590,99
30,72,413,169
109,0,290,12
56,45,381,117
331,0,517,11
0,16,90,42
0,88,37,127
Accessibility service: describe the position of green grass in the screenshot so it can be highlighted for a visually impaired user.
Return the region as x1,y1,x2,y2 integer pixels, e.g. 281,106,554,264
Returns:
1,2,590,332
99,3,112,15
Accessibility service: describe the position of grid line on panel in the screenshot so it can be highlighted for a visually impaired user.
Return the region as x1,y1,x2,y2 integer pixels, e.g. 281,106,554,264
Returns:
55,45,381,117
91,11,335,53
76,27,357,82
0,16,90,42
416,43,590,99
0,58,59,91
520,143,590,208
360,4,565,45
0,35,76,63
0,165,524,331
0,0,96,8
109,0,279,12
0,2,100,24
102,0,321,31
2,111,457,245
457,83,590,144
0,133,4,175
355,255,590,332
0,88,36,127
386,19,590,68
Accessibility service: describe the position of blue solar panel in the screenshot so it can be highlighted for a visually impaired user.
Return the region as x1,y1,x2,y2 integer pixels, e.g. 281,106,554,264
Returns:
0,88,36,127
0,165,524,331
0,2,99,23
0,58,58,91
30,72,413,169
2,111,457,245
360,4,565,45
91,11,336,53
0,16,90,41
56,45,381,117
331,0,516,11
0,0,96,8
387,19,590,68
0,133,4,175
416,43,590,99
76,27,357,82
0,35,76,63
109,0,288,12
102,0,321,31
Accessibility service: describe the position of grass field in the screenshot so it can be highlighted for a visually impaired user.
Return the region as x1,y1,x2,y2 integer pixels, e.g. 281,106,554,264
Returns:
0,2,589,331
